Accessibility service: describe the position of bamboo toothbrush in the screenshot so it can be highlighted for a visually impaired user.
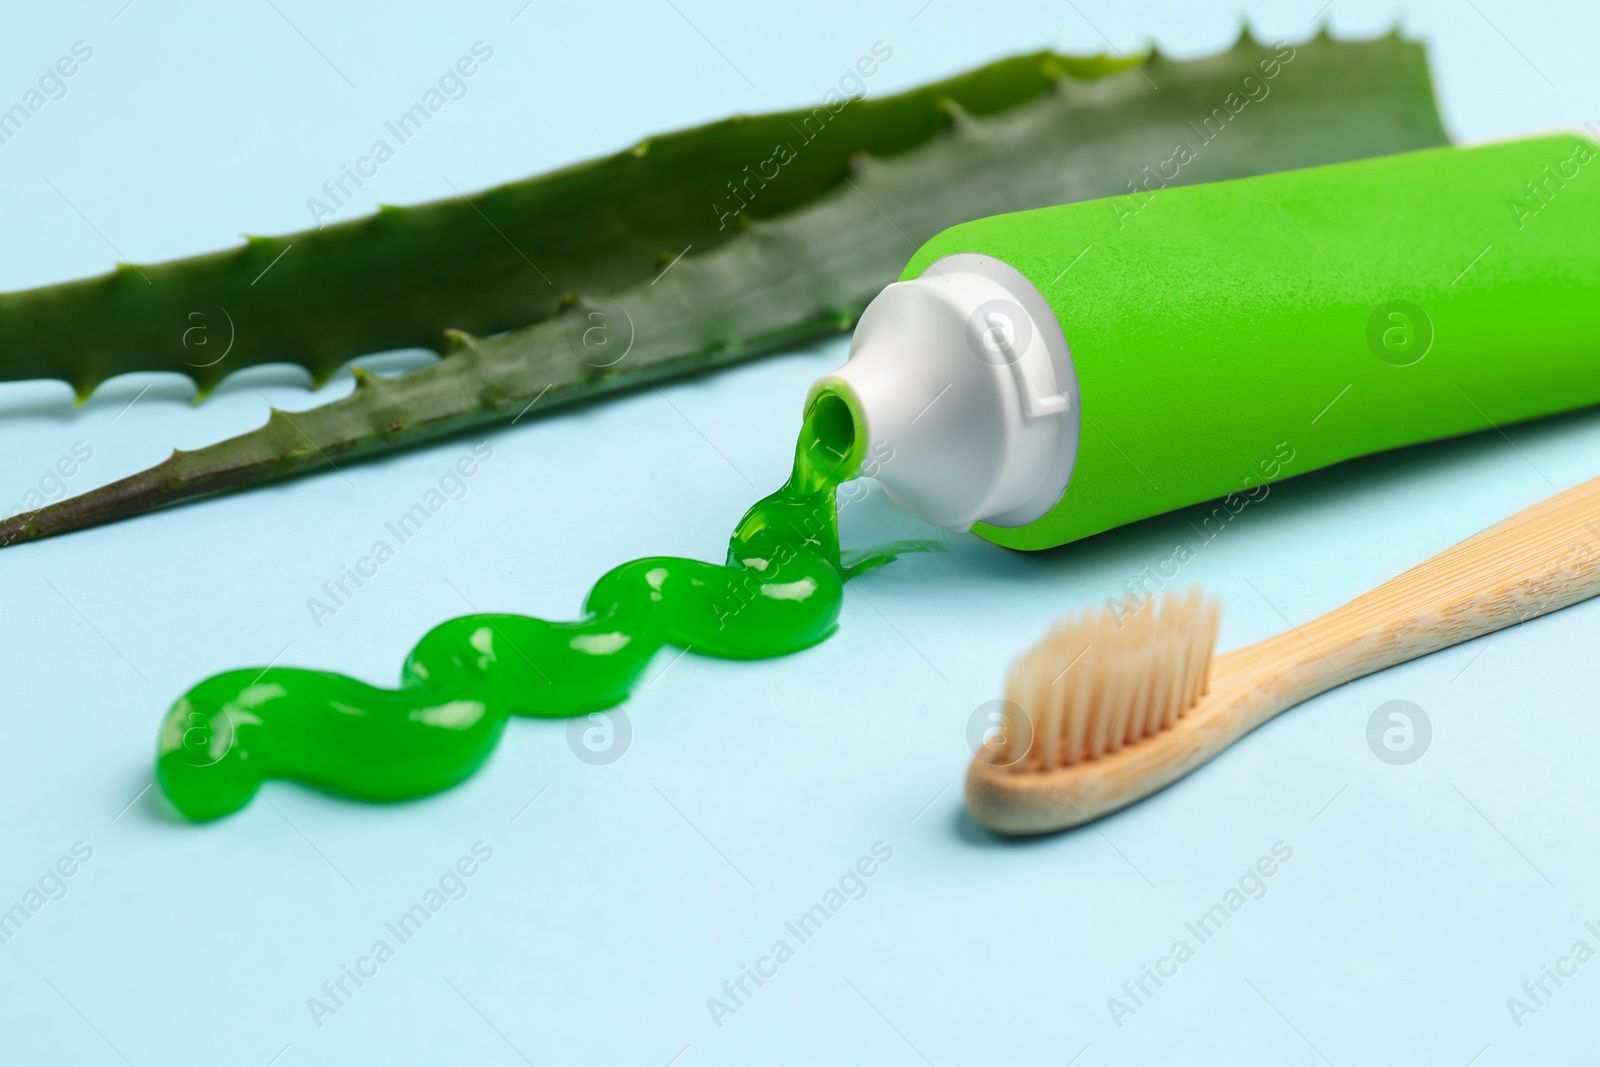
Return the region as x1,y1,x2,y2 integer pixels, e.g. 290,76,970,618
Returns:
967,472,1600,835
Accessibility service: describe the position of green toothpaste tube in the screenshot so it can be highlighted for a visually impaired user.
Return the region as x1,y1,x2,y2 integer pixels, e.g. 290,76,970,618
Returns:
808,132,1600,550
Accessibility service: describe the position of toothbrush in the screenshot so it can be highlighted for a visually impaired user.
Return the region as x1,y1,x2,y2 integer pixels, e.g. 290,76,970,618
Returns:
966,471,1600,834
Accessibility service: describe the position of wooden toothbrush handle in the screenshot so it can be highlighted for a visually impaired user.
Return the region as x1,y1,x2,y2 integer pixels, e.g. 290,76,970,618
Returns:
1231,471,1600,705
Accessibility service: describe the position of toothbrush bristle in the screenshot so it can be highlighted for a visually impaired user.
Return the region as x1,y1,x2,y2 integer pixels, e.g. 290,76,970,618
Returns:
988,588,1221,772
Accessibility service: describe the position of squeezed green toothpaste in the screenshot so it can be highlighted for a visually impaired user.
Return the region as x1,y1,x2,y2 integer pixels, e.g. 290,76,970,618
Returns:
158,391,876,820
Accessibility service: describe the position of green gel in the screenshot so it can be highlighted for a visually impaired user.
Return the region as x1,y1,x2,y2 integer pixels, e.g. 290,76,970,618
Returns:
157,391,874,820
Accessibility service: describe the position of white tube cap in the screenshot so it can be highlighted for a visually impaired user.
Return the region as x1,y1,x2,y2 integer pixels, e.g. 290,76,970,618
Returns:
807,253,1080,531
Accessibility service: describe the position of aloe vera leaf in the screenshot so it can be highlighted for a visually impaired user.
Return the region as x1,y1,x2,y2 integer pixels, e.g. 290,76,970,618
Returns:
0,52,1127,399
0,30,1448,549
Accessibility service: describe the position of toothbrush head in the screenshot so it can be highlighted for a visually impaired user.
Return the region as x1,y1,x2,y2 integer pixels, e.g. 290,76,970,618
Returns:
967,588,1221,832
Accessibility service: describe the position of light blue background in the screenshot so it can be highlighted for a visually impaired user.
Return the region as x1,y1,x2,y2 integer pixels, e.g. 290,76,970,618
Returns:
2,1,1599,1063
